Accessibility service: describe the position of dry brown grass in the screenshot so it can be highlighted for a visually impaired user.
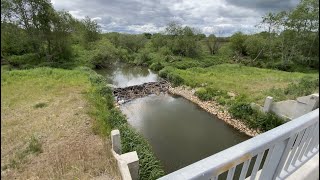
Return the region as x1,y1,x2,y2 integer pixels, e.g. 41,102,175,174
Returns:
1,68,120,180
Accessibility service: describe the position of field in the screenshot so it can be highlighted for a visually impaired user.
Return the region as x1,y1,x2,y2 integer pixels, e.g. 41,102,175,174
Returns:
1,67,120,179
167,64,319,105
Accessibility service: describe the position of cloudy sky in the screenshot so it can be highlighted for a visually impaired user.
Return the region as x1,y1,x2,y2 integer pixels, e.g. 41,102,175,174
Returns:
51,0,300,36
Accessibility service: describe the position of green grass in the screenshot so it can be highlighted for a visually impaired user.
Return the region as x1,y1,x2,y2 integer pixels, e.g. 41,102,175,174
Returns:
160,63,318,132
165,64,318,105
1,67,90,108
1,66,165,179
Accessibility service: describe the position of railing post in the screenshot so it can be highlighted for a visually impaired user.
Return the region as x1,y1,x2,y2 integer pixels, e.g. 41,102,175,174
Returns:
311,94,319,110
263,96,273,113
258,140,288,180
111,129,121,154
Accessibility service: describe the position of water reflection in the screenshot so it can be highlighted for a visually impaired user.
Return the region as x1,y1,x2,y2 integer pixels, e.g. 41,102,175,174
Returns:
96,63,250,177
120,94,250,173
95,62,160,87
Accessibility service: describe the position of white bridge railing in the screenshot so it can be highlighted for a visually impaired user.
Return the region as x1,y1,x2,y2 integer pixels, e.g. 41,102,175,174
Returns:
158,108,319,180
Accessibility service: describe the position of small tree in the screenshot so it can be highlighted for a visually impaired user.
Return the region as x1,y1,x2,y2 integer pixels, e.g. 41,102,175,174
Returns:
230,32,247,56
205,34,218,55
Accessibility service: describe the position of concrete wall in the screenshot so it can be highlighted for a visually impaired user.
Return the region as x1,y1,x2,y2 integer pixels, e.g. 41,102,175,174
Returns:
111,130,139,180
255,93,319,121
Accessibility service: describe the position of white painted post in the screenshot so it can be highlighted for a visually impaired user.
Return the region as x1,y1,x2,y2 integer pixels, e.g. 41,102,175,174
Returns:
111,129,121,154
259,140,288,179
311,94,319,110
263,96,273,113
121,151,139,180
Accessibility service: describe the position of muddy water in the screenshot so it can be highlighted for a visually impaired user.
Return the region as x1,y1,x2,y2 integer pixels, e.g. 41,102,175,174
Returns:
96,63,250,177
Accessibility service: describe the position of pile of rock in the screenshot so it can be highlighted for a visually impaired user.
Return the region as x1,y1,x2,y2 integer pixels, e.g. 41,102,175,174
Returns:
113,80,171,103
168,86,260,137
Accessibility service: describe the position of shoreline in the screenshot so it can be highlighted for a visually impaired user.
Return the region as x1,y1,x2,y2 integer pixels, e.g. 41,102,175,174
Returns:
168,86,260,137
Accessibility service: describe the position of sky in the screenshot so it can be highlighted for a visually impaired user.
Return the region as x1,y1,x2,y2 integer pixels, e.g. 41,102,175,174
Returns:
51,0,300,37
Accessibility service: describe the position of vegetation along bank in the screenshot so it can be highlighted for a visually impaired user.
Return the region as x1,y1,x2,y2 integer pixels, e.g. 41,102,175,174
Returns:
1,0,319,179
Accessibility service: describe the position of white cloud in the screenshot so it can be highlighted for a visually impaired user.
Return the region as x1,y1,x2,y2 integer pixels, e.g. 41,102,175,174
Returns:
51,0,299,36
127,24,166,34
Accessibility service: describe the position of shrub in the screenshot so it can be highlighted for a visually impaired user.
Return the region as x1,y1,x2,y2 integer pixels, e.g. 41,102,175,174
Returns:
229,99,284,132
89,73,105,85
33,102,48,109
195,88,211,101
195,87,229,103
27,136,43,154
167,73,184,86
149,62,164,71
159,67,184,86
217,43,234,57
244,35,266,59
7,53,40,67
134,50,151,66
285,77,318,96
229,102,254,120
159,46,173,56
267,76,319,102
171,60,200,70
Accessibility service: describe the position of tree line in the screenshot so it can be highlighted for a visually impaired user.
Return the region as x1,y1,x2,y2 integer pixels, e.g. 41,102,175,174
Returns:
1,0,318,72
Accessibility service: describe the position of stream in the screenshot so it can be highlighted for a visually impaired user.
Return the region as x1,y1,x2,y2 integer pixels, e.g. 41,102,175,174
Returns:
96,62,251,178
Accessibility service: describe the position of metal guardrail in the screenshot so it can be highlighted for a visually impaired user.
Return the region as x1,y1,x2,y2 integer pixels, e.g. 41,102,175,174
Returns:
158,108,319,180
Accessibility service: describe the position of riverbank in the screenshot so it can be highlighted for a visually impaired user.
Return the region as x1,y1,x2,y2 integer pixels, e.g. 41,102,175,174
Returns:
168,86,260,137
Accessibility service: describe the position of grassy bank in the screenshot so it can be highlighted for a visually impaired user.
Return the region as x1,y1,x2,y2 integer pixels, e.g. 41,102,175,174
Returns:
79,67,165,180
160,64,319,132
160,64,318,104
1,67,120,179
1,66,165,179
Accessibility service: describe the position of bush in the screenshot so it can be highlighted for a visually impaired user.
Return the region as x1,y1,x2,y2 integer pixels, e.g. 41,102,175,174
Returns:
244,35,266,59
159,46,173,56
171,60,200,70
159,67,184,86
229,32,247,55
195,87,229,103
267,76,319,102
195,88,211,101
167,73,184,86
149,62,164,71
7,53,40,67
134,50,151,66
285,77,319,96
229,100,284,132
217,43,234,57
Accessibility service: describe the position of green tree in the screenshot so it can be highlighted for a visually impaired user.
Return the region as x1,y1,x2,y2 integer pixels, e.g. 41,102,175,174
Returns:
205,34,218,55
230,32,247,56
244,35,267,60
81,16,101,45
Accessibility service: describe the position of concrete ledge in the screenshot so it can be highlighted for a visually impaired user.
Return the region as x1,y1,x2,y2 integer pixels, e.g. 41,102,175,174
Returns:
111,129,139,180
245,153,319,180
286,153,319,180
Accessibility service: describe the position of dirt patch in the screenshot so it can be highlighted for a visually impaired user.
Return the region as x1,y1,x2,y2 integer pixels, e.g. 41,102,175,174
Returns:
1,84,120,179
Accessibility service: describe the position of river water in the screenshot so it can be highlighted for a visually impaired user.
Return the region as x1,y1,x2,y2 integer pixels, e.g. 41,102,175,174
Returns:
96,63,251,176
